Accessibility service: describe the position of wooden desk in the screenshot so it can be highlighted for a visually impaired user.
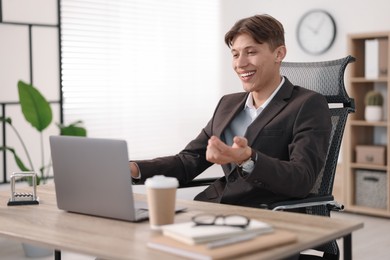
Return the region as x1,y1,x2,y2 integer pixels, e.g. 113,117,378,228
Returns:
0,184,363,260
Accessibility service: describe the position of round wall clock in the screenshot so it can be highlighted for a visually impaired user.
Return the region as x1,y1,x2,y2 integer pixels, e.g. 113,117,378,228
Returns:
297,10,337,55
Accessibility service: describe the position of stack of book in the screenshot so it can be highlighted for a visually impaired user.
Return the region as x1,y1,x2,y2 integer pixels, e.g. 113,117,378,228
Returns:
365,38,388,79
148,218,297,259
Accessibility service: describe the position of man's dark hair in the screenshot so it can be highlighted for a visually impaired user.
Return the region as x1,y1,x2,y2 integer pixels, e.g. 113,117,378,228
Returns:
224,14,285,51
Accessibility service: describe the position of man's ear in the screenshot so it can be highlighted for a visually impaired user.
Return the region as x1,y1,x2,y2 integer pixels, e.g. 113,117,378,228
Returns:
275,45,287,63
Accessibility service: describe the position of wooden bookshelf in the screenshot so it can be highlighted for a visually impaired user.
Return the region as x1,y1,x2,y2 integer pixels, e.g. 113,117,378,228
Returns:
344,32,390,217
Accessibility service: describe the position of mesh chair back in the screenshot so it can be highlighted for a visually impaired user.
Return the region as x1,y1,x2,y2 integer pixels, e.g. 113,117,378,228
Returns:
280,56,355,107
280,55,355,198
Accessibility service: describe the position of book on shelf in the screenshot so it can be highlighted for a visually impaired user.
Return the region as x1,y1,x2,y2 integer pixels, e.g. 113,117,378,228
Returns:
159,219,273,245
148,230,297,260
365,38,388,79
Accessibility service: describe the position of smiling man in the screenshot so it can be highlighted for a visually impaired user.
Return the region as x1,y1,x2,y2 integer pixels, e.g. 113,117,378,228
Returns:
129,14,332,209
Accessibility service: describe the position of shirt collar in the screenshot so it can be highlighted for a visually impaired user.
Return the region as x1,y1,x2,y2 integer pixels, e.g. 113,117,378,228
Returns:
245,76,285,111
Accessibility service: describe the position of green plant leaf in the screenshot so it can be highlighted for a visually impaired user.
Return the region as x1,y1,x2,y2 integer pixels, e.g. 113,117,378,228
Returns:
0,147,31,172
18,80,52,132
57,121,87,136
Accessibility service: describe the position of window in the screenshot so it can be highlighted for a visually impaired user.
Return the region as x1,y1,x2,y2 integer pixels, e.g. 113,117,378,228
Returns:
60,0,220,159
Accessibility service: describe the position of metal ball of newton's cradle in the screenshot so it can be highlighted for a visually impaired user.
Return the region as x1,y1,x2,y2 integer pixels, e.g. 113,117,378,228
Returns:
7,172,39,206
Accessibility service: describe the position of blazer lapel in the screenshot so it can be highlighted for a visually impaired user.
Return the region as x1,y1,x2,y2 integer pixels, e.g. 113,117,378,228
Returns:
245,79,295,146
213,93,247,139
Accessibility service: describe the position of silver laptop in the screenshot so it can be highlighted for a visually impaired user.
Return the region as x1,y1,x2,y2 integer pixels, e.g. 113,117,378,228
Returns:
50,135,182,222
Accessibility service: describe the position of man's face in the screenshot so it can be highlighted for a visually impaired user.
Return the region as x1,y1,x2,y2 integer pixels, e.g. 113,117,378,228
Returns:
231,33,280,93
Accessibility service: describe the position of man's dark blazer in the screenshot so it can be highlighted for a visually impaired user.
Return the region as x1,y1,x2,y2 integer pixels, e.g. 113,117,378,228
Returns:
134,77,332,208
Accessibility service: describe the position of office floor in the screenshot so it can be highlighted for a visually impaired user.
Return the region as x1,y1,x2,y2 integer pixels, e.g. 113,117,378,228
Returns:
0,183,389,259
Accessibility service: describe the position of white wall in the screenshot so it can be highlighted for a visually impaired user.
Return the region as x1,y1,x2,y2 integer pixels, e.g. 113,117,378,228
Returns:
219,0,390,94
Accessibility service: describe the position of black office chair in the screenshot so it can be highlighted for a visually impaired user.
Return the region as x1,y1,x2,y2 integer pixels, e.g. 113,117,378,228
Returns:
183,56,356,260
267,55,356,260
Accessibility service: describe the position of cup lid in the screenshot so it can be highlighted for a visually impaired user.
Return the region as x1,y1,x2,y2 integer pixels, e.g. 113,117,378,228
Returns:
145,175,179,189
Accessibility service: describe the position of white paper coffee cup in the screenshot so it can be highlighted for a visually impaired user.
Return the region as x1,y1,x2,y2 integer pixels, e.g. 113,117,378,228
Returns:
145,175,179,230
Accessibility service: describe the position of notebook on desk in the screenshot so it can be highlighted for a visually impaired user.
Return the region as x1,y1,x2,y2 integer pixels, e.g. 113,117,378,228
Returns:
49,135,185,222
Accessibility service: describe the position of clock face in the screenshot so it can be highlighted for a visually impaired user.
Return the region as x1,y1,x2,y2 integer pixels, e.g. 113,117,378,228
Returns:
297,10,336,55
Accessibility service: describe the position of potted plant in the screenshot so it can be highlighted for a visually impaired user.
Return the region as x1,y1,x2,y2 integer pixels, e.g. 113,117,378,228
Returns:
0,80,87,185
364,90,384,122
0,80,87,258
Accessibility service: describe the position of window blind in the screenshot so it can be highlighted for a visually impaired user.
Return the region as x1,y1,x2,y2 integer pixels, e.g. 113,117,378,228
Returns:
60,0,220,159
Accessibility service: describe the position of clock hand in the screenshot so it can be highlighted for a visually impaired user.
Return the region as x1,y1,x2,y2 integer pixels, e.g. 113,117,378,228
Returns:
305,24,317,34
313,16,326,33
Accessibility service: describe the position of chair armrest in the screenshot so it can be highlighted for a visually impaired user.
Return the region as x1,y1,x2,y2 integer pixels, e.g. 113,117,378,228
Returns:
179,177,218,188
269,194,344,211
133,177,218,187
